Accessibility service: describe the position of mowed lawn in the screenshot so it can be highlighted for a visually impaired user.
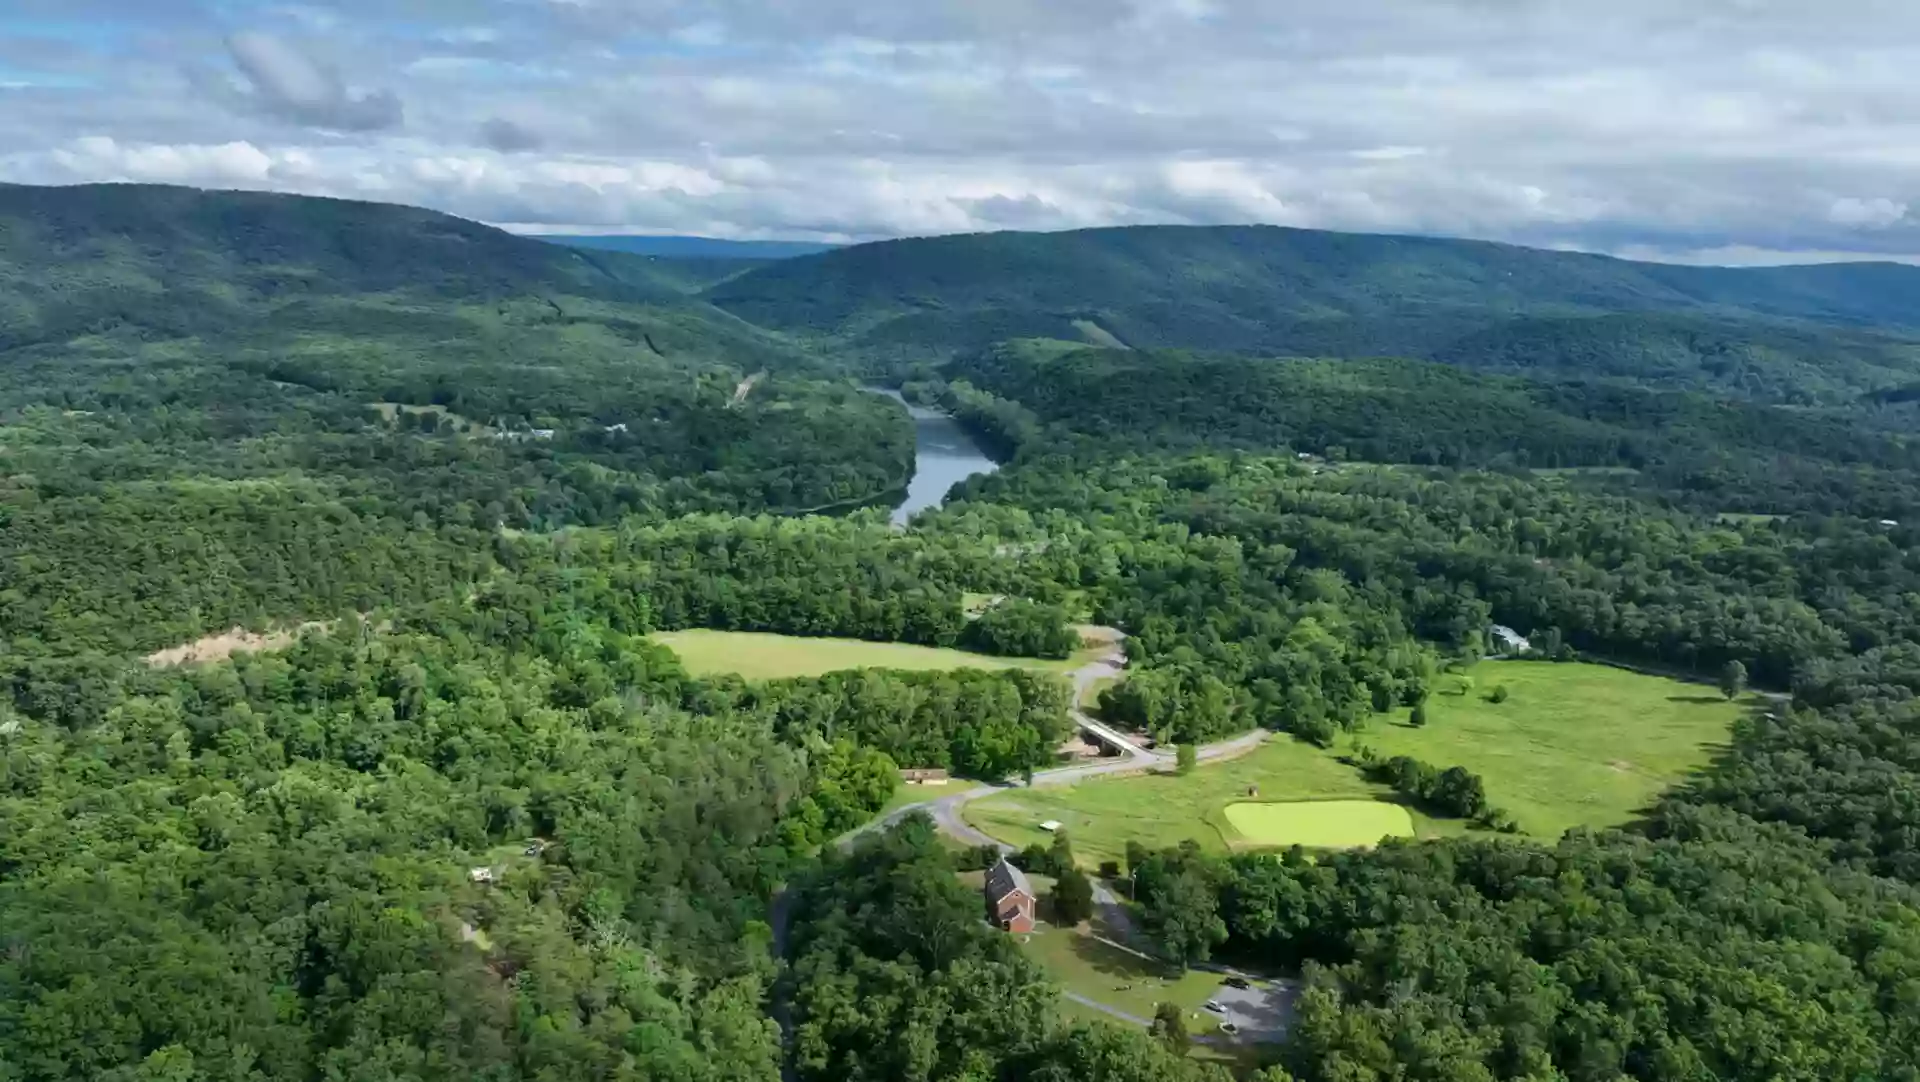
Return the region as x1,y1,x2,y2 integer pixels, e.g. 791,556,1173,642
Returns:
651,629,1087,680
965,739,1463,870
1357,660,1746,837
1024,926,1232,1030
1222,800,1414,849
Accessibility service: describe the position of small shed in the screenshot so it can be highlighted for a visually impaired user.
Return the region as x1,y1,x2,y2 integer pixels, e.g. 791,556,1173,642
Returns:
1039,820,1063,833
468,867,497,885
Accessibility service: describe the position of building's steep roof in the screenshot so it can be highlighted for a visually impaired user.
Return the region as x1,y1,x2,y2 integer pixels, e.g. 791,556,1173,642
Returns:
985,857,1032,903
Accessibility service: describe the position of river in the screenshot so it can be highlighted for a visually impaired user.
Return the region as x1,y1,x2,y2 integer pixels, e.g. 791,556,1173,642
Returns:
867,388,999,524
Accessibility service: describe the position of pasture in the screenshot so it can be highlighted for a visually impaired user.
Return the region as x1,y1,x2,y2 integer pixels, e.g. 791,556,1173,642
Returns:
1361,661,1746,837
651,629,1090,680
964,660,1745,863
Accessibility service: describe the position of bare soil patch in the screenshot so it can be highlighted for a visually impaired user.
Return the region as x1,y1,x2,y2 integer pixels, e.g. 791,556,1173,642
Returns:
146,622,330,667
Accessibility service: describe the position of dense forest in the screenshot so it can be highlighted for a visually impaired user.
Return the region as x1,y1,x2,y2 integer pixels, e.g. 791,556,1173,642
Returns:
936,339,1920,518
10,184,1920,1081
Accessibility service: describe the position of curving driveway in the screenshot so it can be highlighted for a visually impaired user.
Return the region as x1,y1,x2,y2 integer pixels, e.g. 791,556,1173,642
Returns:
855,636,1270,854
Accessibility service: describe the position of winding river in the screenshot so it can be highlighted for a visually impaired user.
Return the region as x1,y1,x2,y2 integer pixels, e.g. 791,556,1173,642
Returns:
868,388,999,524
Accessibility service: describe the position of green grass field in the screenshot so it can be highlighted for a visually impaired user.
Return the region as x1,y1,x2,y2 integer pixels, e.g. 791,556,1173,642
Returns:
965,739,1461,869
1023,926,1231,1029
651,629,1088,680
1222,800,1414,848
966,661,1745,862
1357,660,1746,837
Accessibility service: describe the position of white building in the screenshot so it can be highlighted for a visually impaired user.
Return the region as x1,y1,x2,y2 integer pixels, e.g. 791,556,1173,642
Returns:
1490,625,1531,653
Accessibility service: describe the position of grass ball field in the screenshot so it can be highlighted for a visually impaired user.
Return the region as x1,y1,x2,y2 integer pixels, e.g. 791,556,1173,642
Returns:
1221,800,1415,849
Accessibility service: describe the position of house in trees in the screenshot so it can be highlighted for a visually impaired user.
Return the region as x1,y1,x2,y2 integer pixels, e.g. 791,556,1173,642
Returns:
1489,625,1532,655
985,857,1036,933
900,767,951,785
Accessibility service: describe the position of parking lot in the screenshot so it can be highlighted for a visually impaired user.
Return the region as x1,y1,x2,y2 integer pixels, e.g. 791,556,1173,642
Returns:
1206,976,1299,1042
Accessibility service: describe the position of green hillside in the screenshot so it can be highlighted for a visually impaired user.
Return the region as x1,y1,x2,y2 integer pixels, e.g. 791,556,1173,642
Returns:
706,224,1920,399
0,183,801,358
936,339,1920,517
0,184,918,643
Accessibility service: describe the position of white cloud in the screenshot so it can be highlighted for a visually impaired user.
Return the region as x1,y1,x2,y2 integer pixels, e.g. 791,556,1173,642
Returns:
49,136,279,185
0,0,1917,260
220,31,402,131
1829,196,1909,228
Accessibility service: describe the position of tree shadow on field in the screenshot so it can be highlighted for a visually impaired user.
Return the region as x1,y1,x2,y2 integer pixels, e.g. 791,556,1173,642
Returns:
1067,930,1178,986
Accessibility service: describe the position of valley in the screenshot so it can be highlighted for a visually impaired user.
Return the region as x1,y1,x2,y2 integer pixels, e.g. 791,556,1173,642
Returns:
4,183,1920,1082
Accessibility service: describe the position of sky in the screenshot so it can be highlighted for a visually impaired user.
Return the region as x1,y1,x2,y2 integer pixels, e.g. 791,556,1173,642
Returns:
2,0,1919,262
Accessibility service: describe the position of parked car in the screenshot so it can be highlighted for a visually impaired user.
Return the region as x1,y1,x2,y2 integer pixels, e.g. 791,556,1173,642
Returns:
1219,1022,1240,1036
1223,976,1250,990
1203,1000,1226,1014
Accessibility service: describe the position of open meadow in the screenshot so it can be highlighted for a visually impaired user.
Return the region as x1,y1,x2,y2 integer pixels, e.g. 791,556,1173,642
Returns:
966,661,1746,863
965,739,1461,869
651,628,1092,680
1360,660,1746,837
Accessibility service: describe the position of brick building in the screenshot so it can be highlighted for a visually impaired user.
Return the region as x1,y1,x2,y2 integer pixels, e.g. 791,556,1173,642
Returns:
984,857,1036,934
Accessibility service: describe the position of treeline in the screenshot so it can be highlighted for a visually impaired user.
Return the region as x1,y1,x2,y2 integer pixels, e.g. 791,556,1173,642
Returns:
937,454,1920,706
1356,751,1498,823
502,515,1079,659
902,375,1045,461
728,667,1073,779
1663,695,1920,884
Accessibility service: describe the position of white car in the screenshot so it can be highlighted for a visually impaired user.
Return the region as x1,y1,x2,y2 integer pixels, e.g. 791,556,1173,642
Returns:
1219,1022,1240,1036
1203,1000,1226,1014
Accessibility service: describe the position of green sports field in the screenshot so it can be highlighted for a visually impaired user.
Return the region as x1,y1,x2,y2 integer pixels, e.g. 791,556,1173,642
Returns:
651,629,1086,680
1222,800,1414,848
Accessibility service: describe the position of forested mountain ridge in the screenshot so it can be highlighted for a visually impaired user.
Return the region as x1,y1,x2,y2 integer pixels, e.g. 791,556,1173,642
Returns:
706,223,1920,400
536,234,837,259
1,182,675,303
0,183,817,361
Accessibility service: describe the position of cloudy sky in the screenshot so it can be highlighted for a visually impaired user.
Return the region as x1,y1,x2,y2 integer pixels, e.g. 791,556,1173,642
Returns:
3,0,1918,260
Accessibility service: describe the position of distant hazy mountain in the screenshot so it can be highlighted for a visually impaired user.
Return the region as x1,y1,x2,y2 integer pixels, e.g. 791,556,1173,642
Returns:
536,234,841,259
704,223,1920,400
